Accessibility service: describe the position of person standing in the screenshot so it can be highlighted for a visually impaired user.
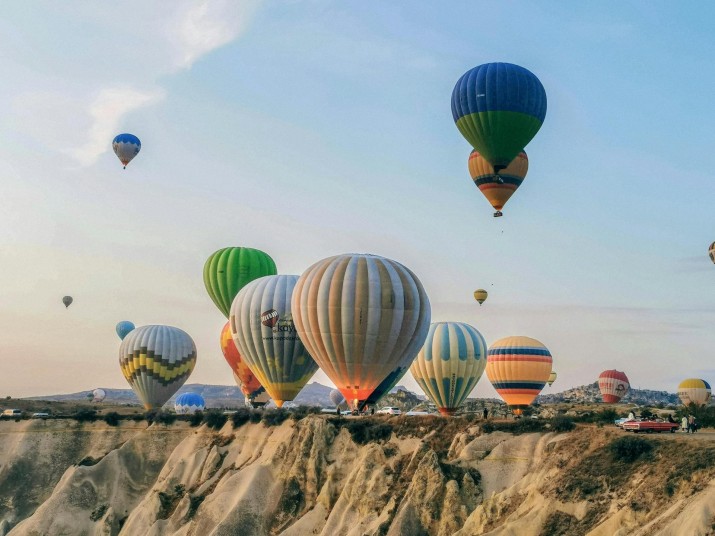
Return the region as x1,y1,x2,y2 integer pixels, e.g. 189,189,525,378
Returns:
681,416,688,433
483,407,488,420
688,415,695,433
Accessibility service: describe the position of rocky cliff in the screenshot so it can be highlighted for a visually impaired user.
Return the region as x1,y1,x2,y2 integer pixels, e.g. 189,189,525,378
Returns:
1,416,714,535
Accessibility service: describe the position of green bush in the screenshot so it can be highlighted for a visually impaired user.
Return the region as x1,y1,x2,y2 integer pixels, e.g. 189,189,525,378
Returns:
249,411,262,424
551,415,575,432
289,405,322,421
609,436,653,463
231,408,251,428
338,420,393,445
73,409,98,423
103,412,121,426
189,411,204,427
262,409,290,427
203,410,228,430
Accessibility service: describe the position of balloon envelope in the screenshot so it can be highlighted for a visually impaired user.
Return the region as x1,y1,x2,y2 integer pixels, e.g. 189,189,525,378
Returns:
411,322,487,416
230,275,318,408
451,62,546,170
119,325,197,410
204,247,277,318
329,389,345,408
292,253,431,410
678,379,712,407
709,242,715,264
116,321,135,340
547,371,557,387
174,393,205,414
469,150,528,214
220,321,264,400
91,388,106,403
62,296,73,308
473,289,488,305
486,336,552,415
598,370,630,403
112,133,141,168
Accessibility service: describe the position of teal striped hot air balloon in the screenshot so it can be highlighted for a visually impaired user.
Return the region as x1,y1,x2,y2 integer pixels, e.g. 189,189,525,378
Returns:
410,322,487,416
451,62,547,172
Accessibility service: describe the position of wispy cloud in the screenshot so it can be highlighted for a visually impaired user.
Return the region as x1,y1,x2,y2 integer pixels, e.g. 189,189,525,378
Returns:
66,87,164,167
168,0,259,70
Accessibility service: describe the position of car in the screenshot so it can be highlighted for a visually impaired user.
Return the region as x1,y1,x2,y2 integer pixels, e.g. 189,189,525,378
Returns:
614,417,630,428
32,412,49,419
1,409,22,417
376,407,402,416
405,410,431,416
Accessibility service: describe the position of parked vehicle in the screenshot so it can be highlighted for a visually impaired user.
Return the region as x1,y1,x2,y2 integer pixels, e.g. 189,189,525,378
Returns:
621,420,678,433
1,409,22,417
614,417,630,428
376,407,402,416
32,412,49,419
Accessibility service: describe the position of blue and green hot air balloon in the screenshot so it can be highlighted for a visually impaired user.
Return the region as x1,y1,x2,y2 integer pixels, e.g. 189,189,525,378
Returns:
451,62,547,173
116,321,135,340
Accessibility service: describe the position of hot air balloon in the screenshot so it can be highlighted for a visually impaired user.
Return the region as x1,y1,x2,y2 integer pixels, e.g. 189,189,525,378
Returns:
361,367,410,410
112,133,141,169
119,325,197,410
486,336,552,415
292,253,431,410
174,393,206,414
229,275,318,408
235,372,271,408
62,296,73,308
598,370,630,403
116,321,135,340
91,388,106,403
678,379,712,407
473,289,488,305
411,322,487,416
451,62,547,172
329,389,345,408
547,371,557,387
709,242,715,264
204,247,277,318
469,150,528,217
220,321,265,403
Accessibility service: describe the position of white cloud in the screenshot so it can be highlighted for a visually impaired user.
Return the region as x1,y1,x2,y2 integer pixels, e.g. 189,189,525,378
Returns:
168,0,260,70
66,87,164,167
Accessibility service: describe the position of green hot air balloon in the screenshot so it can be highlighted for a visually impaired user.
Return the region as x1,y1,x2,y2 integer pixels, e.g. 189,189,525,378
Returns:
203,247,277,318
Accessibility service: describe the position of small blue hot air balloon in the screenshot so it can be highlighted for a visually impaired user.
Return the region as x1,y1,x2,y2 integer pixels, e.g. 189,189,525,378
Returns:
116,321,135,340
112,133,141,169
175,393,205,414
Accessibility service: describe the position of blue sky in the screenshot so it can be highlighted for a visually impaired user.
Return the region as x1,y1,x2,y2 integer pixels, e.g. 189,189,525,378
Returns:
0,2,713,398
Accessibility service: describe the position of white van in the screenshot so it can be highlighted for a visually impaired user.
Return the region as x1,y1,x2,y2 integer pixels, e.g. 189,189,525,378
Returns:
2,409,22,417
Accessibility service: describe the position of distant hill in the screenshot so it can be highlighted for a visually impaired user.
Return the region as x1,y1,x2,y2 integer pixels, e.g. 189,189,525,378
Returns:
537,382,680,406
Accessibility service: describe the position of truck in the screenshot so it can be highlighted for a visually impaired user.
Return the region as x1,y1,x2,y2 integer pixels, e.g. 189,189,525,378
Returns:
621,420,679,434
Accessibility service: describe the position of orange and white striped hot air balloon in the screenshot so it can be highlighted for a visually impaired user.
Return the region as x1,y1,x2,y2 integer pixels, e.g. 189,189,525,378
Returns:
598,370,630,403
468,150,528,217
220,321,266,403
486,336,552,415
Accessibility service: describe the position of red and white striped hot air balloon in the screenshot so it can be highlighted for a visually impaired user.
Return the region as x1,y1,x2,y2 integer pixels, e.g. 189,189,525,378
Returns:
598,370,630,403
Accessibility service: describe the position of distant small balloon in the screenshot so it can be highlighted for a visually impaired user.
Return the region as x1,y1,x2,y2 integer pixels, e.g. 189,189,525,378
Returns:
116,321,135,340
92,388,106,403
174,393,206,414
473,289,488,305
112,133,141,169
62,296,73,308
329,389,345,408
709,242,715,264
547,371,557,387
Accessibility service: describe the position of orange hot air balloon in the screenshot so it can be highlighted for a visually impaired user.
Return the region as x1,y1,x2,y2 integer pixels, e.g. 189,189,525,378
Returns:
485,336,552,415
468,150,528,217
220,321,263,400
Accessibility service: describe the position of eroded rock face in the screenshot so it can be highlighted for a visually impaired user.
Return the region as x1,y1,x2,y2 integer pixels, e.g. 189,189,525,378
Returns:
4,417,715,536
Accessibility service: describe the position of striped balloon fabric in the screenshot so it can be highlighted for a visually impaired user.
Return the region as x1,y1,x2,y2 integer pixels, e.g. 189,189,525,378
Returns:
292,253,431,410
410,322,487,416
119,325,197,410
678,378,712,407
598,369,630,403
468,150,528,215
486,336,552,415
174,392,205,414
220,321,264,400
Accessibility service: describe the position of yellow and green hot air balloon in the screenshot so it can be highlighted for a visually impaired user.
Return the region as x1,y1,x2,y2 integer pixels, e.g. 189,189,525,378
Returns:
473,289,488,305
119,325,197,410
678,379,712,407
230,275,318,407
547,371,557,387
485,336,552,415
203,247,277,318
410,322,487,416
469,150,528,217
